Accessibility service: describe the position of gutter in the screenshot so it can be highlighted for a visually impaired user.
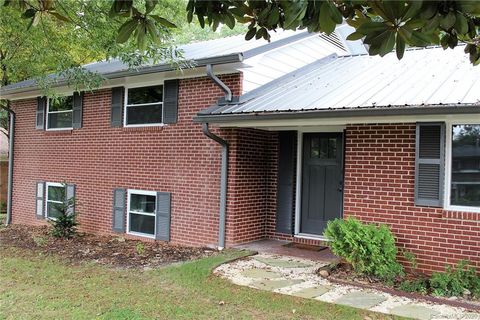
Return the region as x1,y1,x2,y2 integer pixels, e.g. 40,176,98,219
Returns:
0,106,15,225
202,123,228,250
193,104,480,123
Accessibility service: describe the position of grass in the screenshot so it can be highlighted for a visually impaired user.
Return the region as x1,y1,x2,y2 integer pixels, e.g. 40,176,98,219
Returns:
0,247,400,320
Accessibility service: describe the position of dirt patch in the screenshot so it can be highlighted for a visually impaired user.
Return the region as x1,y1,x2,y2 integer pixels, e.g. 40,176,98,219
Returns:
0,224,215,269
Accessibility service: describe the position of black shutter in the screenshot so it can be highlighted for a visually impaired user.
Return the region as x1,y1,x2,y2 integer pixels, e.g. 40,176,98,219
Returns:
155,192,171,241
72,92,83,129
112,188,126,232
66,184,76,216
111,87,124,127
276,131,296,234
163,80,179,124
36,97,46,129
415,123,445,207
36,181,45,219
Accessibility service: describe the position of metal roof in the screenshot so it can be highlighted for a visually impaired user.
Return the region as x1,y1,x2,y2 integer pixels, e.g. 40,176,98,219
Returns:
1,30,340,96
196,45,480,122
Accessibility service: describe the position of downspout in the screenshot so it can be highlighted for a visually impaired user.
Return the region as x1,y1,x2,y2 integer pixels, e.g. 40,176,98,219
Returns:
1,106,14,225
202,123,228,250
206,64,232,102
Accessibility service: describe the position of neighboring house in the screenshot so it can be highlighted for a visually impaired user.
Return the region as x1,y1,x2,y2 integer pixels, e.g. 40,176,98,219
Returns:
1,27,479,274
0,128,7,212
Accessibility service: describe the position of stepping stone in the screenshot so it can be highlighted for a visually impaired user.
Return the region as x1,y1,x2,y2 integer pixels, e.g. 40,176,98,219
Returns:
463,312,480,320
240,268,282,279
251,279,303,291
335,291,386,309
253,256,312,268
390,304,439,320
292,286,330,298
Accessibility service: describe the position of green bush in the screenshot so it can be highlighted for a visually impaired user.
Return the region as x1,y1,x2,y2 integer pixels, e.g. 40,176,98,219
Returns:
398,278,429,294
430,260,480,297
48,186,78,239
324,218,403,282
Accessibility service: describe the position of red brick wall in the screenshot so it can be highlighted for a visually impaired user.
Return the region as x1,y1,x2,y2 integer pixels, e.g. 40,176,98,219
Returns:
10,74,243,247
225,129,277,245
344,124,480,274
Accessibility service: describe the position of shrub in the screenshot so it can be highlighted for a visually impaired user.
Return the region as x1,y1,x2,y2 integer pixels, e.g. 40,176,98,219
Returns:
398,278,429,294
324,218,403,282
48,185,78,239
430,260,480,297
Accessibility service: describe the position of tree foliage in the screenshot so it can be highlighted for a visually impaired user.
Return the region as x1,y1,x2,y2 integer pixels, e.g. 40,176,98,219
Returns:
185,1,480,64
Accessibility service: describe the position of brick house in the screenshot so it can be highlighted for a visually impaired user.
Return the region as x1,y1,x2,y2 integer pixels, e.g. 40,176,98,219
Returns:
1,29,479,273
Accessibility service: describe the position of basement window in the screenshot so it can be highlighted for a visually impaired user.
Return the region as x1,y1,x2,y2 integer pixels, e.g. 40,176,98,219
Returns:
449,124,480,209
124,85,163,127
45,182,65,219
127,190,156,238
47,96,73,130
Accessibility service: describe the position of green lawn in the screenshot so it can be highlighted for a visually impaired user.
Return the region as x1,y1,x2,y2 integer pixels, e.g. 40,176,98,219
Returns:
0,247,398,320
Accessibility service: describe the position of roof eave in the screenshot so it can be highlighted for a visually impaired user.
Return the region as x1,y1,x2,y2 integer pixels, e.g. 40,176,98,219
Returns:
0,53,244,97
193,104,480,123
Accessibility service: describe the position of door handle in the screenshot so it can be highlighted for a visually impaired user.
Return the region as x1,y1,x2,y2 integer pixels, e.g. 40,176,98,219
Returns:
338,187,343,192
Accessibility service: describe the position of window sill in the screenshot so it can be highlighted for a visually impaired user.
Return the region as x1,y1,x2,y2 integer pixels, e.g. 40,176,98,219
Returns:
127,231,156,239
44,129,73,135
122,125,165,132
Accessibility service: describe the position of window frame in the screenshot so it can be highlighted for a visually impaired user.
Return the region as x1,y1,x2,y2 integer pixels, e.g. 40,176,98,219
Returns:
46,97,74,131
126,189,157,239
123,84,165,128
45,182,65,220
444,121,480,213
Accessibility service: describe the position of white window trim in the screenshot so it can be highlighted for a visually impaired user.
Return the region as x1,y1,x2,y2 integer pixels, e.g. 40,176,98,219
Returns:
46,97,74,131
45,182,65,219
444,121,480,213
123,84,165,128
126,189,157,239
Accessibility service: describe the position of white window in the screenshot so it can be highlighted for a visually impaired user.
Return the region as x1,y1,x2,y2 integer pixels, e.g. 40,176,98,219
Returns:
127,190,157,238
45,182,65,219
447,124,480,211
47,96,73,130
124,85,163,127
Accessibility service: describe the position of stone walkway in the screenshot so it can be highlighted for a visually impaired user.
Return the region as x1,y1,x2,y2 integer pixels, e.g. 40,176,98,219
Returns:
215,253,480,320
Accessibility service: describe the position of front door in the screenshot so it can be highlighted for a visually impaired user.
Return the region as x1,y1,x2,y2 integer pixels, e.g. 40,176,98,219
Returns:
300,133,344,235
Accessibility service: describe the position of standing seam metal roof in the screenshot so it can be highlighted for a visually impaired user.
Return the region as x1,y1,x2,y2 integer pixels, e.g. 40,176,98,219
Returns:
199,45,480,117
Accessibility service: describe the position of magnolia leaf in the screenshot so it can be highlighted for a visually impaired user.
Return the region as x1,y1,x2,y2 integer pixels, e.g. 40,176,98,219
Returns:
145,0,158,14
31,12,41,27
116,19,138,43
403,0,423,20
410,30,435,46
245,27,256,40
439,11,456,29
327,2,343,24
48,11,71,23
357,21,389,34
346,31,364,41
223,13,235,29
454,13,468,35
379,31,396,56
151,15,177,28
266,7,280,26
145,19,160,44
22,8,36,18
136,22,146,51
319,1,336,34
396,34,406,59
284,1,307,29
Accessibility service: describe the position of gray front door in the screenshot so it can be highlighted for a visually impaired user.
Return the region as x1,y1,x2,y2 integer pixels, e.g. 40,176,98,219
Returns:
301,133,344,235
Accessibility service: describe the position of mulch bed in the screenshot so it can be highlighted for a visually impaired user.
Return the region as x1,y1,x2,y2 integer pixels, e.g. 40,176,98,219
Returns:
0,224,215,269
324,262,480,312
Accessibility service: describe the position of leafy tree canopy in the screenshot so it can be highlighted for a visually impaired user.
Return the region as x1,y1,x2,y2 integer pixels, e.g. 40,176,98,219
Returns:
185,0,480,64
